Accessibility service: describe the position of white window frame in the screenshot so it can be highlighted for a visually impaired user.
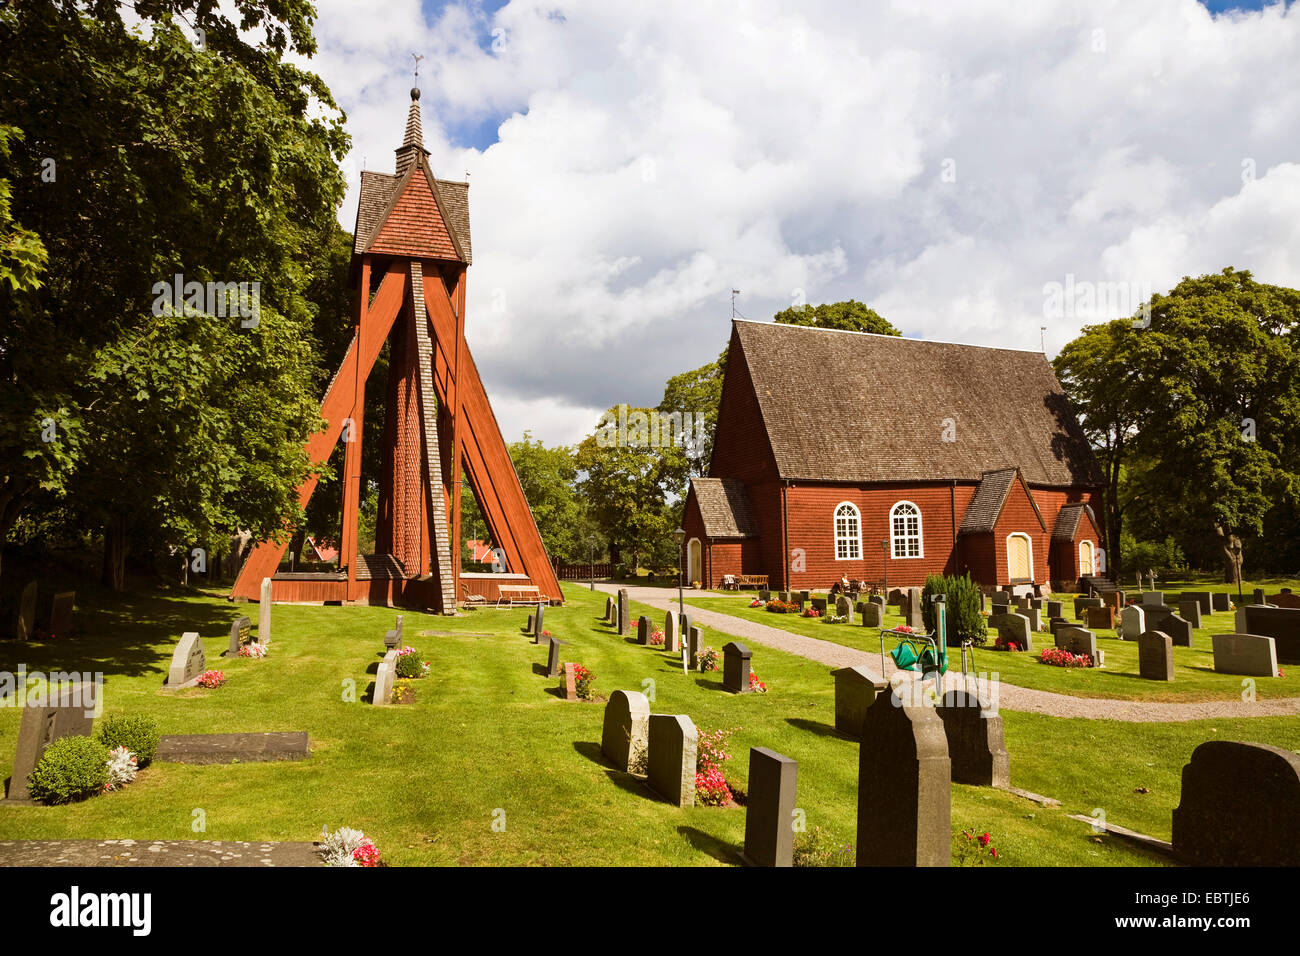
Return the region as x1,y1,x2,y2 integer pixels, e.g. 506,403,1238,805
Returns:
833,502,861,561
687,537,702,583
1079,540,1095,576
889,501,924,559
1006,532,1034,581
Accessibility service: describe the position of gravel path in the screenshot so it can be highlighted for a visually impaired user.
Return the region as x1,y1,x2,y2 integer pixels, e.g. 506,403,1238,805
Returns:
594,584,1300,723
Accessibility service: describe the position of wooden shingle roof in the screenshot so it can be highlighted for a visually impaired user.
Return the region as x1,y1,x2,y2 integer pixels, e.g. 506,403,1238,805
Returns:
732,320,1101,487
958,468,1017,534
1051,502,1098,541
353,170,472,263
690,477,760,538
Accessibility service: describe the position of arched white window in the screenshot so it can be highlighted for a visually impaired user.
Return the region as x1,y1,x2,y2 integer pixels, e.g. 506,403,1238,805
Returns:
890,501,923,558
1007,532,1033,581
834,502,861,560
1079,540,1095,576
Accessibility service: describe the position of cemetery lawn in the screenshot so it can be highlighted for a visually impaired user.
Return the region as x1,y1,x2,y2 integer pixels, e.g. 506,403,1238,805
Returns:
2,584,1296,866
683,595,1296,702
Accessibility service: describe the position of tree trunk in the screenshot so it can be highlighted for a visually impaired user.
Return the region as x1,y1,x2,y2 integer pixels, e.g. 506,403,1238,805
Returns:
102,515,127,591
1214,523,1243,588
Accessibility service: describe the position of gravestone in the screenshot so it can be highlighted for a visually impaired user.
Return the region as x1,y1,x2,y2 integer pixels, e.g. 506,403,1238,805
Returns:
546,638,567,677
1253,587,1267,606
1268,589,1300,609
1119,604,1146,641
223,616,252,657
870,594,886,611
605,596,615,624
1103,590,1125,610
533,602,546,638
856,688,950,867
937,689,1009,787
1073,596,1102,620
835,594,852,619
258,577,273,644
990,595,1010,615
48,592,75,638
525,613,535,634
679,613,693,644
533,619,549,645
166,632,207,688
1138,630,1175,682
647,715,697,807
1021,606,1042,631
601,690,651,772
811,596,827,613
1171,741,1300,866
1162,614,1193,648
384,628,400,651
742,748,798,867
758,589,770,602
989,612,1032,651
1046,600,1063,620
373,649,397,706
887,588,905,607
723,642,752,693
395,615,404,645
686,626,703,671
4,683,96,802
561,663,578,701
1085,605,1114,630
617,589,629,636
861,603,884,627
637,616,650,646
1181,591,1212,615
1178,600,1203,629
1054,626,1097,663
1211,634,1277,677
15,581,36,642
904,588,925,630
832,665,886,738
1237,605,1300,664
1211,592,1231,613
664,612,681,653
1141,591,1164,607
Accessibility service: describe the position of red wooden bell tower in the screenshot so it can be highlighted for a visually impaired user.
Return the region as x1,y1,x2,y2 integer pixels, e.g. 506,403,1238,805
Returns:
230,88,561,612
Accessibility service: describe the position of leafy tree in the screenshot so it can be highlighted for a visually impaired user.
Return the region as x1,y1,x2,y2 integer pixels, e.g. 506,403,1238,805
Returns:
0,3,348,589
657,347,726,477
774,299,901,336
507,433,584,564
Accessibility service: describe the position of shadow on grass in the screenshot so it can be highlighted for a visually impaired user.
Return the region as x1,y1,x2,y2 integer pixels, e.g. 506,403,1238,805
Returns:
572,741,609,768
531,663,550,677
693,677,726,692
677,826,739,865
786,716,856,742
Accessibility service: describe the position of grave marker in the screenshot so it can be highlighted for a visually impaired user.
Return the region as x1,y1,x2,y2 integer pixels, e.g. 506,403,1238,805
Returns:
373,649,397,705
258,577,273,644
223,616,252,658
1046,600,1064,620
561,663,578,701
4,683,96,802
937,689,1009,787
617,589,629,636
1085,605,1114,630
687,626,702,671
1211,592,1231,613
546,638,567,677
601,690,651,772
835,594,852,619
742,748,798,867
1141,591,1164,607
664,611,679,650
1054,626,1097,663
832,665,886,738
904,587,925,630
989,612,1032,651
1180,591,1212,615
1119,604,1146,641
861,603,884,627
15,581,36,642
1162,613,1193,648
637,616,651,646
1138,630,1175,682
1178,600,1203,629
647,715,697,807
1171,741,1300,866
856,688,950,867
1211,633,1277,677
723,642,752,693
1237,605,1300,665
48,592,75,638
166,632,207,688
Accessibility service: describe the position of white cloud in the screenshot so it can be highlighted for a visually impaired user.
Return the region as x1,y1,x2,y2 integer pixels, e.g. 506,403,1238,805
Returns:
293,0,1300,444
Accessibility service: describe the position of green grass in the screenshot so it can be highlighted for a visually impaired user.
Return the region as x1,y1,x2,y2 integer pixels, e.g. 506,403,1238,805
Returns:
0,582,1295,865
683,593,1295,701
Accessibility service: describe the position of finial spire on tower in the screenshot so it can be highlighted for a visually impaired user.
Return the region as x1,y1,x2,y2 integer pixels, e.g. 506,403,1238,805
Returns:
396,53,431,178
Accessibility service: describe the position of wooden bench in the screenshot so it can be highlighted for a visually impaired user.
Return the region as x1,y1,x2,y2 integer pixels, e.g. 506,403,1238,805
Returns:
497,584,543,607
736,574,769,590
461,583,486,607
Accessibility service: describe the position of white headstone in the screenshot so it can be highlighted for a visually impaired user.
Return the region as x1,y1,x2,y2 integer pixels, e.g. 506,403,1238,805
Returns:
1120,604,1146,641
167,632,206,687
258,577,273,645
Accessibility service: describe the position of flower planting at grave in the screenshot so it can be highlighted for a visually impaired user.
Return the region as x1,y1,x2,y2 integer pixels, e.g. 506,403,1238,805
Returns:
572,663,595,699
320,826,381,867
951,827,1001,865
748,598,763,608
765,599,800,614
1039,647,1092,668
698,646,720,672
992,637,1022,652
820,613,847,624
196,670,227,688
802,606,821,618
390,679,416,704
238,642,268,659
96,714,159,768
395,646,430,679
27,737,110,805
694,727,737,806
103,746,138,792
748,672,768,693
649,628,664,646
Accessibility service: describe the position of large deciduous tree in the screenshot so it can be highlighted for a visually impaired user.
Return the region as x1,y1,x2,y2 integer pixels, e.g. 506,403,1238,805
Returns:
774,299,901,336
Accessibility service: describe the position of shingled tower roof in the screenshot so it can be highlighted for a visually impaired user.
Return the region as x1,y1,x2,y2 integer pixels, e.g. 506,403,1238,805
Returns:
395,88,432,178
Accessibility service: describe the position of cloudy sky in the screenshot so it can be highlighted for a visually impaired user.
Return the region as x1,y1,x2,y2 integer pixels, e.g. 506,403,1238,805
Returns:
297,0,1300,447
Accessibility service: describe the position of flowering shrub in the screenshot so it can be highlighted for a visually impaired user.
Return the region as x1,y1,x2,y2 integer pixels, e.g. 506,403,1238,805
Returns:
390,679,415,704
1040,647,1092,668
893,625,915,634
749,672,768,693
649,628,665,646
698,647,719,672
321,826,379,867
572,663,595,699
748,599,763,608
992,637,1021,652
695,765,731,806
821,614,847,624
695,726,738,807
395,647,427,679
764,600,800,614
197,670,226,688
952,828,1000,865
238,642,267,659
103,746,137,792
802,607,821,618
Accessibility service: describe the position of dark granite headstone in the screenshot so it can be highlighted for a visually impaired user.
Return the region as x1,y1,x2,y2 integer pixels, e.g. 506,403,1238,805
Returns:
832,665,886,738
1212,633,1277,677
1047,600,1063,620
1085,605,1115,630
936,690,1009,787
723,641,752,693
1073,596,1102,620
1238,605,1300,664
758,589,770,602
647,715,697,807
1253,587,1267,606
637,615,650,646
1172,741,1300,866
1138,630,1174,681
617,589,629,636
1211,592,1231,613
989,612,1032,651
687,626,702,671
601,690,650,772
48,592,75,638
1180,591,1212,615
223,616,252,657
546,638,567,677
4,683,95,802
856,688,950,867
1054,626,1097,663
533,602,546,638
15,581,36,642
605,596,615,624
1178,600,1203,629
835,594,852,618
811,596,827,612
1161,613,1193,648
743,747,798,867
861,603,884,627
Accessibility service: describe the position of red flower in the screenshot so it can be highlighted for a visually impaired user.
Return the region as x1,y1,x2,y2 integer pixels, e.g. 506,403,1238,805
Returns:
979,832,990,847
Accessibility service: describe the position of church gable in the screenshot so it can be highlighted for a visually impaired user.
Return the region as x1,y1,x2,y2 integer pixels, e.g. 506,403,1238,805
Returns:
366,166,463,262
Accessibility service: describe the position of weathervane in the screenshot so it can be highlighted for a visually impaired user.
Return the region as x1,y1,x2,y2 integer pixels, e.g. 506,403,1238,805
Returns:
412,52,424,85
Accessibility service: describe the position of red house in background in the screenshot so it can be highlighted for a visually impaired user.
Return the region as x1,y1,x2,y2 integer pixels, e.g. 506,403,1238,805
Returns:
682,320,1105,593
